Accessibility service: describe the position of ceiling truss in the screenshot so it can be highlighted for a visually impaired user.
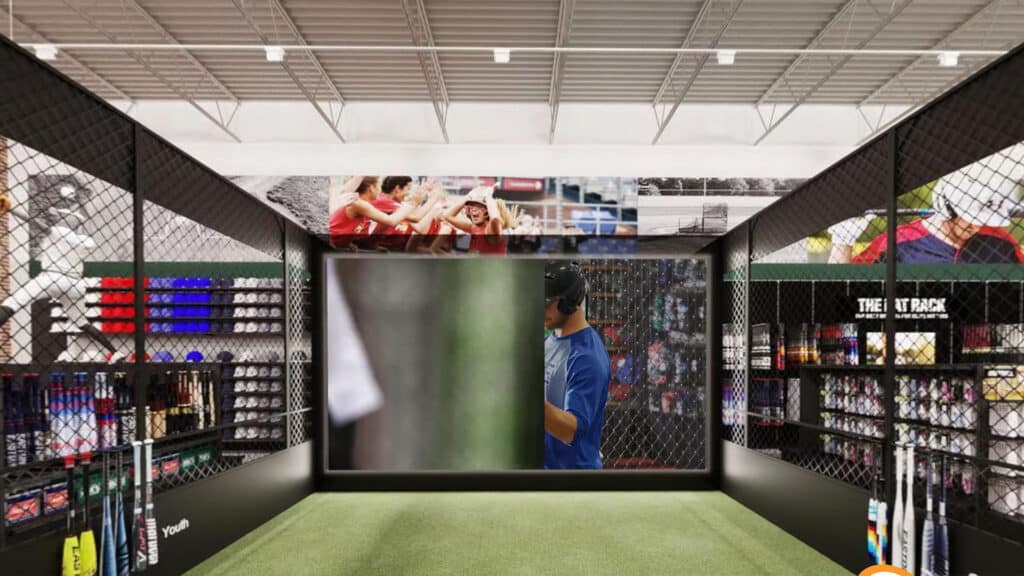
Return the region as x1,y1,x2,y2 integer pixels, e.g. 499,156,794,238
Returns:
231,0,346,143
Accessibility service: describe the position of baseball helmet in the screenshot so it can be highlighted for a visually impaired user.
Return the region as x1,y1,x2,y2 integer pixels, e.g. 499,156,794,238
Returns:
464,186,493,207
932,145,1024,227
545,261,587,316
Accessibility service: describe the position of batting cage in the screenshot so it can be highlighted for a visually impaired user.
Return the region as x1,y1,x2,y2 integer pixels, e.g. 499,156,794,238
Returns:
714,38,1024,575
0,35,315,574
2,7,1024,576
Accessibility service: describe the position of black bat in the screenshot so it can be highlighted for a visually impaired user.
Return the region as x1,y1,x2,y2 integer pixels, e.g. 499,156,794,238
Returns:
132,441,147,571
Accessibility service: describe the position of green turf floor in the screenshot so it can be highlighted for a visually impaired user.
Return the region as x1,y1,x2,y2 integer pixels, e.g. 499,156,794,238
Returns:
187,491,851,576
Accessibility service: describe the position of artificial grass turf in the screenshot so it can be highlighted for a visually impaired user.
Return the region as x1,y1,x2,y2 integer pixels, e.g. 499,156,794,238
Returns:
187,491,852,576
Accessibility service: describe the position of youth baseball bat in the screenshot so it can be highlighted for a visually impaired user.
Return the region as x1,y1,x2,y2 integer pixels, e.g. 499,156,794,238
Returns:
132,441,147,572
144,438,159,565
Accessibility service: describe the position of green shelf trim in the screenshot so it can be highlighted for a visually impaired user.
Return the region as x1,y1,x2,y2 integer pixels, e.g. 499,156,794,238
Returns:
30,261,284,278
723,263,1024,282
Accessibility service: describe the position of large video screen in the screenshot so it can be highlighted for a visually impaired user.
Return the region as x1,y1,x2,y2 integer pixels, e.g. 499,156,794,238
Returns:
324,256,709,471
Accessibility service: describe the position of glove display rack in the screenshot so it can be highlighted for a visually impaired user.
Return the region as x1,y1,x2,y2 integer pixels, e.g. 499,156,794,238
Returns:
583,258,708,469
0,36,317,567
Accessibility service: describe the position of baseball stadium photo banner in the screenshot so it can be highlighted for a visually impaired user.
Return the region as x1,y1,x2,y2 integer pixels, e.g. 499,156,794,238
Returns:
759,141,1024,270
319,176,638,255
637,177,805,237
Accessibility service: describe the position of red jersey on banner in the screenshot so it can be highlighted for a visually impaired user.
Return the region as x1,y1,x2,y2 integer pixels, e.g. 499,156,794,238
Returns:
468,226,507,255
368,195,413,249
329,205,371,247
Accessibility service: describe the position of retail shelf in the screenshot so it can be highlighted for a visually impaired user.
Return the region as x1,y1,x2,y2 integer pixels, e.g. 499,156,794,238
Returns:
88,287,284,293
818,408,886,421
893,418,976,434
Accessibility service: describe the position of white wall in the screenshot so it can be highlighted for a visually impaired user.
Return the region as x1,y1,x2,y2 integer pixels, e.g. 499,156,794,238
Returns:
119,101,906,178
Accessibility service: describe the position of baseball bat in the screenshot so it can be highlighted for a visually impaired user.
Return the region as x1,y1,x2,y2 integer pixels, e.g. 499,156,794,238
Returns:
115,451,128,576
868,477,879,564
904,445,916,574
921,455,935,576
62,455,81,576
101,450,116,576
144,438,159,565
892,444,905,569
935,456,949,576
132,441,147,571
79,451,97,576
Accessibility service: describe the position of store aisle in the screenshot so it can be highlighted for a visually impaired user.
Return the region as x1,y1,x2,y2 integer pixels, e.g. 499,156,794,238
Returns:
187,492,850,575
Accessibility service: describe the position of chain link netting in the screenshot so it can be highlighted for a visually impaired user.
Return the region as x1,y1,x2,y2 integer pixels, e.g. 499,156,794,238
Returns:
0,40,318,550
584,258,707,470
719,43,1024,548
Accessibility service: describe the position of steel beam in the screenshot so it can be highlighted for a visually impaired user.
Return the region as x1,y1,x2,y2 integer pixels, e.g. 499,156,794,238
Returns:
755,0,860,106
401,0,450,143
548,0,576,144
858,0,1002,106
652,0,745,145
0,6,133,102
652,0,715,107
60,0,241,141
754,0,913,146
230,0,345,142
118,0,239,102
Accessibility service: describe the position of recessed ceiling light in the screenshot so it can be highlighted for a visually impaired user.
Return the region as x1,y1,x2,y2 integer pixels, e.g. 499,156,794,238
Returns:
716,49,736,65
265,46,286,62
937,51,959,67
493,48,510,64
34,44,58,61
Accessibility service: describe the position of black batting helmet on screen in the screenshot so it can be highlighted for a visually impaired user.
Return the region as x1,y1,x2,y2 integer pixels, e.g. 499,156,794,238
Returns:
545,261,587,316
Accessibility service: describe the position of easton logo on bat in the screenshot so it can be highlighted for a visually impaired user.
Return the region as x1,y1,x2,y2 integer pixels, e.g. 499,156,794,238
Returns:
162,518,190,538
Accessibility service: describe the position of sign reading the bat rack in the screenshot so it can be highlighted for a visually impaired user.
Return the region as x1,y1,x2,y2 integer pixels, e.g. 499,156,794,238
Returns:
854,297,949,320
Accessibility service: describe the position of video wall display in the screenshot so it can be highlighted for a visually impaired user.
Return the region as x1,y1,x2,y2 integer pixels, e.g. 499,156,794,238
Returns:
324,256,709,471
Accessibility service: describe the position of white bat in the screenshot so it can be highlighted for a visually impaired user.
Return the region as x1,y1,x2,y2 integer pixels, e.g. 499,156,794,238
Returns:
892,444,905,569
904,444,916,575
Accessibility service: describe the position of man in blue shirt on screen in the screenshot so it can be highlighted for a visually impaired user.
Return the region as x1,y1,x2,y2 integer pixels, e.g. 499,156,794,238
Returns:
544,261,611,469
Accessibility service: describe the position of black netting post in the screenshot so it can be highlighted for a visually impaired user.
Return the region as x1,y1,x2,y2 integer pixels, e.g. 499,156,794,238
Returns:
742,219,752,447
133,125,147,444
281,220,290,442
884,129,898,506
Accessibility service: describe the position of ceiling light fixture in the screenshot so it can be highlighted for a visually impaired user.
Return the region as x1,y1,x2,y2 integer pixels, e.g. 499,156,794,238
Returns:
34,44,58,61
265,46,286,62
937,51,959,67
493,48,510,63
716,49,736,65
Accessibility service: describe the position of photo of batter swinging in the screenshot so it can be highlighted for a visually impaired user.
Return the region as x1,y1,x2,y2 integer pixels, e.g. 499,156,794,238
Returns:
544,261,611,470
